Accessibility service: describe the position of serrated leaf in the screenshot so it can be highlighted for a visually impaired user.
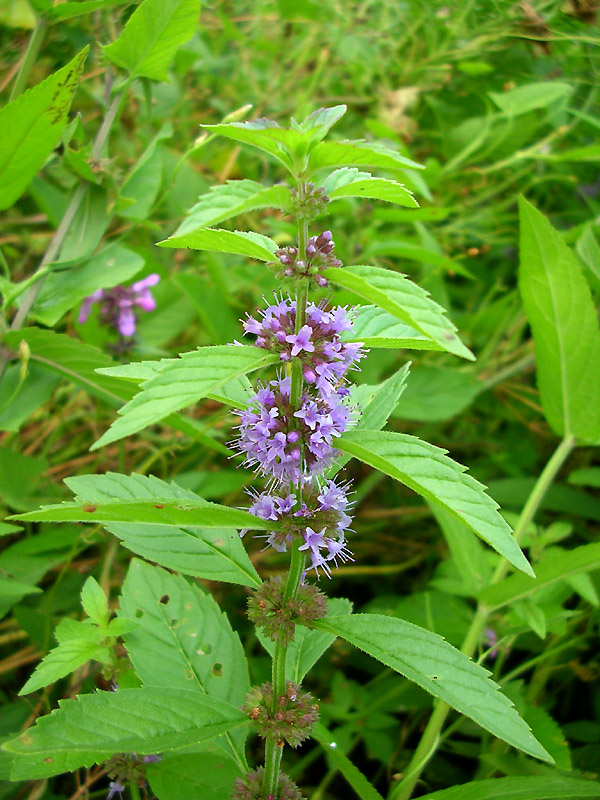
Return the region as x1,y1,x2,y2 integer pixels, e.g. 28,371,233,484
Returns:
64,473,261,587
345,305,445,351
55,618,101,645
519,197,600,442
19,639,110,696
296,105,347,143
81,576,109,626
258,598,352,683
337,430,533,576
201,120,306,171
479,542,600,610
173,180,291,236
323,167,417,208
4,687,247,779
312,722,385,800
0,48,87,210
325,266,474,360
102,0,201,81
120,560,249,769
157,227,278,261
307,139,423,175
92,345,277,448
311,614,550,762
416,775,600,800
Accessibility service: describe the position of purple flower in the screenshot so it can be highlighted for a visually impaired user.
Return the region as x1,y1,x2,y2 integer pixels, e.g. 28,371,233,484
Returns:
107,781,125,800
79,274,160,338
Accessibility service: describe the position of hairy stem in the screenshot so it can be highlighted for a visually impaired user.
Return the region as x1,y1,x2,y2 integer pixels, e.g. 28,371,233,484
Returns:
390,434,576,800
263,183,309,799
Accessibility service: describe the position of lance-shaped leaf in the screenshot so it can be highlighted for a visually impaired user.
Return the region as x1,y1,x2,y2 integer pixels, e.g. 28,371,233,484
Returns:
103,0,201,81
323,167,418,208
325,265,474,360
0,48,87,210
519,197,600,443
92,345,278,448
337,430,533,576
311,614,550,762
201,120,307,171
4,687,247,780
479,541,600,610
19,639,110,696
65,473,261,587
307,139,422,174
120,560,250,769
312,723,385,800
416,775,600,800
158,228,278,261
346,305,445,351
173,180,291,236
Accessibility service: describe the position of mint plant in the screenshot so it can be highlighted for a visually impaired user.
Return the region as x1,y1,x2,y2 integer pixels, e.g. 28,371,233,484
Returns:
4,105,561,799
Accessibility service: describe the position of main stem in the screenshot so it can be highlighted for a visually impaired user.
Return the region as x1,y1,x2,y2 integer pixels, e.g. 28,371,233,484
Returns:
262,186,309,798
390,434,576,800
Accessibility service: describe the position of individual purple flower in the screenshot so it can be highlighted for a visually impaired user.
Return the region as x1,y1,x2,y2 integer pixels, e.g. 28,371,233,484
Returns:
483,627,499,659
107,781,125,800
79,274,160,338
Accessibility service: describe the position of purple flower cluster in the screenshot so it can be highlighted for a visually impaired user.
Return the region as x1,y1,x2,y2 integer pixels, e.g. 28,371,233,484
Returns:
234,377,351,483
248,479,354,577
273,231,342,285
244,297,364,393
79,274,159,338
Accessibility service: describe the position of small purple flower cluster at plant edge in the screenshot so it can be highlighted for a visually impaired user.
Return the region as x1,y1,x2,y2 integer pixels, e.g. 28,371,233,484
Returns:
79,274,160,337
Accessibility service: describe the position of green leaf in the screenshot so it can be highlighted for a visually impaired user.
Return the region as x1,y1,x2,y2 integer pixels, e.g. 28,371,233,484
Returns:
19,639,110,696
307,139,423,174
4,687,247,780
64,473,261,587
311,614,550,762
296,105,347,143
81,577,109,627
479,542,600,610
48,0,136,20
118,123,173,219
524,705,571,771
367,240,468,277
345,306,444,351
56,184,108,264
328,365,410,479
102,0,201,81
31,244,144,327
323,168,417,208
92,345,278,448
519,197,600,442
311,722,385,800
392,366,481,422
157,227,278,261
201,119,306,171
336,430,533,576
324,265,474,361
0,48,87,210
489,82,572,116
173,180,292,235
146,752,243,800
258,598,352,683
120,560,249,769
416,775,600,800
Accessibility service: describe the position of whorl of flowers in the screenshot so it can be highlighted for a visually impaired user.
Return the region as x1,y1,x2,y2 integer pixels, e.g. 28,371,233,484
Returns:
247,480,354,578
79,274,160,338
243,682,319,748
232,768,306,800
243,297,364,393
272,231,342,286
247,576,328,644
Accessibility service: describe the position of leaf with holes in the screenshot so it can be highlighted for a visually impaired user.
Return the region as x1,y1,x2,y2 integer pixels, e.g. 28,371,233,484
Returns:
311,614,550,762
337,430,533,576
119,559,249,770
173,180,291,236
91,345,278,448
4,687,247,780
66,473,261,587
325,266,473,360
157,228,278,261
